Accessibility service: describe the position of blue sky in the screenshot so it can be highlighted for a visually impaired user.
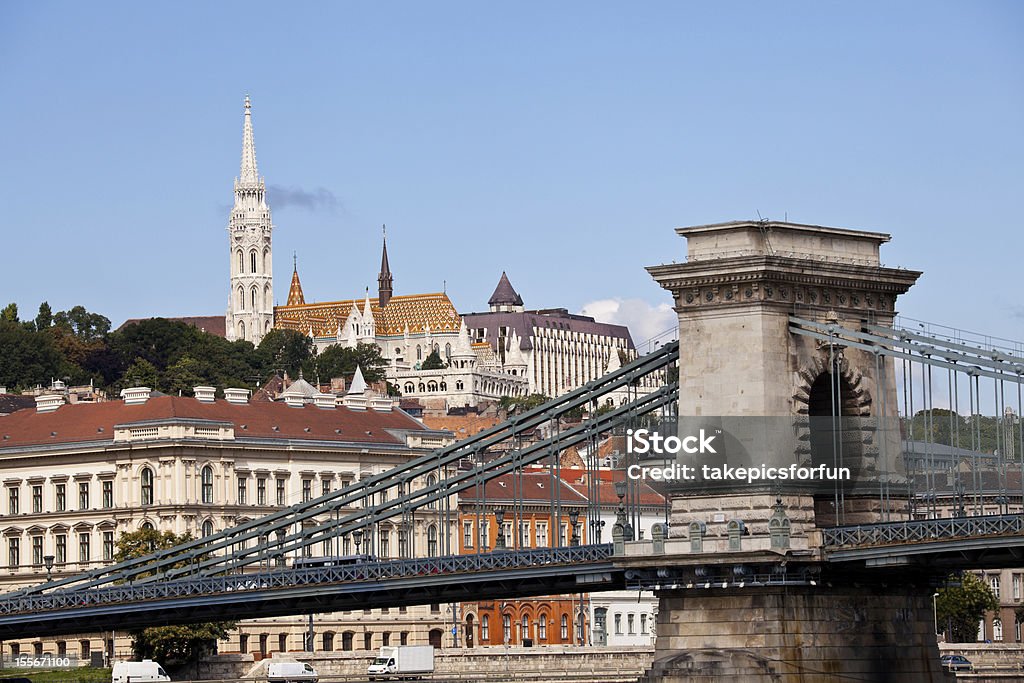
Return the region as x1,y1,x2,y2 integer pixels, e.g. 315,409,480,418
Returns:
1,2,1021,345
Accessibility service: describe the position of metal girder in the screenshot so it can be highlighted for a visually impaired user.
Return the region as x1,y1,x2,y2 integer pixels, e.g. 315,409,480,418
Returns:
7,342,679,596
789,317,1024,383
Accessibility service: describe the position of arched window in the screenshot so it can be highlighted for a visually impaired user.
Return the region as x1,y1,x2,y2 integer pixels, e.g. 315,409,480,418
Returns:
521,614,529,640
238,251,244,274
481,615,489,641
404,383,414,394
426,474,437,510
502,614,511,644
202,466,214,503
201,520,213,537
418,383,425,393
416,345,422,361
250,251,257,274
456,381,464,391
251,287,258,309
322,632,334,651
995,618,1004,641
263,249,270,273
538,613,548,640
427,525,438,557
141,521,154,531
427,381,438,392
439,382,447,391
560,614,568,640
238,320,245,340
445,343,451,359
238,287,245,310
140,468,154,506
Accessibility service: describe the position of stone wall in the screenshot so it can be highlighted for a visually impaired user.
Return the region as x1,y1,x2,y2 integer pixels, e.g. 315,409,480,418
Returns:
199,646,653,680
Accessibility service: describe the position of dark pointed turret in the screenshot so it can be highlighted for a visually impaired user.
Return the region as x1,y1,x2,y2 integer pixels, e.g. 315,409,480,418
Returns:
488,271,524,312
378,225,393,307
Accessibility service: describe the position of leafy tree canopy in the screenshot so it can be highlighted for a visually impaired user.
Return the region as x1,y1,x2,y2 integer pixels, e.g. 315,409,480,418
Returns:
256,328,315,378
936,572,998,643
421,349,447,371
115,529,235,666
315,343,389,385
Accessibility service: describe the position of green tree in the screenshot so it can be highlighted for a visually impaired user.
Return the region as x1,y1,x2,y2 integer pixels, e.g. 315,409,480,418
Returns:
164,356,206,396
115,529,235,667
0,317,64,390
122,358,160,389
421,348,447,370
314,343,389,385
256,329,316,378
35,301,53,331
937,572,998,642
1,302,19,323
499,393,553,414
53,305,111,341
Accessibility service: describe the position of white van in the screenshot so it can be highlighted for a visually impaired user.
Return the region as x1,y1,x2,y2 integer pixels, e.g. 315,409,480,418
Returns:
267,661,319,683
111,660,171,682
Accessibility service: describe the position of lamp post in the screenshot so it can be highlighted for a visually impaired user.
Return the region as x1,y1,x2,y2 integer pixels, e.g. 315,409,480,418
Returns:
933,592,941,638
354,529,363,556
568,509,580,547
44,555,54,582
495,508,506,550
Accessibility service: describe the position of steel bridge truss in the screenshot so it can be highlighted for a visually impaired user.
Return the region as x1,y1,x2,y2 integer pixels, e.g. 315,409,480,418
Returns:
7,341,679,600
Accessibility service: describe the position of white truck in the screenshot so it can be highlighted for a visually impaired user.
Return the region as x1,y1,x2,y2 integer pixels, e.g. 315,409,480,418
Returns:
367,645,434,679
111,660,171,682
267,661,319,683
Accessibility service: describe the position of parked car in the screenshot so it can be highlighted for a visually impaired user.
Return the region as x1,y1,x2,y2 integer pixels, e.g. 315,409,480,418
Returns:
940,654,974,672
111,660,171,682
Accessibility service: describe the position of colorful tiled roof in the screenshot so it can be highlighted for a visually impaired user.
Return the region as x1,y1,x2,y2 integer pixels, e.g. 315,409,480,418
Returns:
274,292,461,337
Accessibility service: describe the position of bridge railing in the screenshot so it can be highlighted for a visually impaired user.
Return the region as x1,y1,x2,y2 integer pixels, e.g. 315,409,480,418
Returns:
0,544,613,617
822,514,1024,549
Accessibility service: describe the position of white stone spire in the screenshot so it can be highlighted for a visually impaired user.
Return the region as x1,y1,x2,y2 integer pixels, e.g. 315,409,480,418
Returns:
225,95,274,345
348,365,368,394
239,95,259,185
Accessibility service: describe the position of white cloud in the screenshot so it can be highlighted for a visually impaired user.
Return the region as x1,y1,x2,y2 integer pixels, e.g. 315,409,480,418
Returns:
579,298,677,348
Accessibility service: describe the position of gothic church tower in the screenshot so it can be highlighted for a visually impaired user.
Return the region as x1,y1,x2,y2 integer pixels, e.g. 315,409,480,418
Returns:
225,96,274,344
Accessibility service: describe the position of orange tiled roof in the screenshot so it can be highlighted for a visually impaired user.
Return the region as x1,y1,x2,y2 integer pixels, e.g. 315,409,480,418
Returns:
422,414,502,440
274,293,460,337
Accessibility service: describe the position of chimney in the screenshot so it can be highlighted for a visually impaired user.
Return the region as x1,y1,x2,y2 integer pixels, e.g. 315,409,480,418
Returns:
35,393,65,413
121,387,152,405
369,396,393,412
224,388,251,405
194,386,216,403
284,394,305,408
313,392,337,409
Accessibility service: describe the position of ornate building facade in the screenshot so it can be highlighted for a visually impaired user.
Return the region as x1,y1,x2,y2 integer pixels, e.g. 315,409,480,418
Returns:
463,273,636,398
0,386,457,660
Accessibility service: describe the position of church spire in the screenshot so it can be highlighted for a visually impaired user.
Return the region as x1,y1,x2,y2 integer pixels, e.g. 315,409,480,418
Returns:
239,95,259,185
378,224,394,307
286,254,305,306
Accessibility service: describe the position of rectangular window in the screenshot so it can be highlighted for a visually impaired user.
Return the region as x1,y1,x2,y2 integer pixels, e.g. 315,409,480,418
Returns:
614,613,622,635
55,534,66,564
503,522,513,547
79,533,90,563
380,529,390,558
276,478,286,506
302,479,312,503
55,484,65,511
628,613,635,634
991,575,1001,596
519,521,530,547
32,535,43,566
536,522,548,547
8,487,19,515
32,485,42,513
560,523,568,547
640,613,648,635
463,522,473,548
78,482,89,510
103,532,114,561
237,477,247,505
257,479,267,506
479,521,488,549
102,481,113,509
8,538,20,568
1014,574,1022,601
322,480,331,496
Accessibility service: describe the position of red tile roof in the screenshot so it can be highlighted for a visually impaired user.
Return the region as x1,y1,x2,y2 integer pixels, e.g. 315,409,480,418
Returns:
459,472,588,505
0,395,430,449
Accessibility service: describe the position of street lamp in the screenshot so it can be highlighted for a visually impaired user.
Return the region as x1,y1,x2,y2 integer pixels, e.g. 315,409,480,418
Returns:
44,555,54,582
568,509,580,547
494,508,506,550
354,529,363,556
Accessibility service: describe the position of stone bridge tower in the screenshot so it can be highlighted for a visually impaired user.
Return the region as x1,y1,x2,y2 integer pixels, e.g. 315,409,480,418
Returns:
633,221,940,682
